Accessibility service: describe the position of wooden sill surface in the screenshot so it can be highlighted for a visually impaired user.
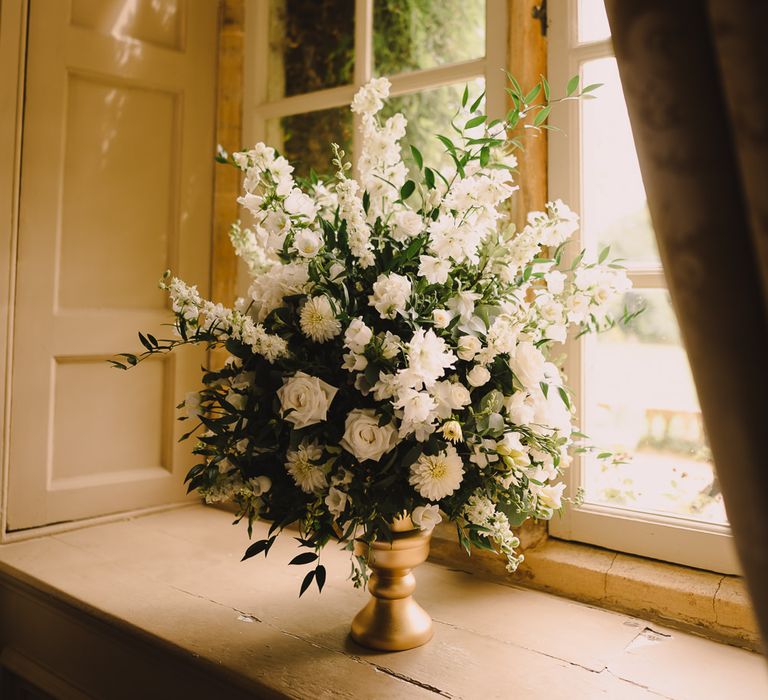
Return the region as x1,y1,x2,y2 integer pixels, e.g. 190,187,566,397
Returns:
0,505,766,699
430,525,760,651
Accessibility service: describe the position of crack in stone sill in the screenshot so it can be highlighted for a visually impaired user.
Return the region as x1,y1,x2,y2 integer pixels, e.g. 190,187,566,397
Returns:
169,585,452,697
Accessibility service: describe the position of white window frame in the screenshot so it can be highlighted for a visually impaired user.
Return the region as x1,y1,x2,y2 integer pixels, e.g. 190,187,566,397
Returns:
243,0,509,168
547,0,739,574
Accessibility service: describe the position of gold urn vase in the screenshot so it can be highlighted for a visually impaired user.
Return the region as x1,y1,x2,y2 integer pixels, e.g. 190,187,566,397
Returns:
350,518,433,651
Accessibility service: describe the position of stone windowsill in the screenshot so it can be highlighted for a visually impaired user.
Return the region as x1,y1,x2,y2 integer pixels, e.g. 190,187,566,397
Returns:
430,524,760,652
0,505,766,699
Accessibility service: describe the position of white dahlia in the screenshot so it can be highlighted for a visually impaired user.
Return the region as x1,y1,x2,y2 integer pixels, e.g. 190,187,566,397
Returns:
299,295,341,342
409,446,464,500
285,441,327,494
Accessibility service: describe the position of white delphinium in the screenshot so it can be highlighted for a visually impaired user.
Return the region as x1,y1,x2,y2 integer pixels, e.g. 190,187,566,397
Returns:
228,221,273,275
369,273,412,319
336,178,375,268
167,277,202,323
299,295,341,342
409,446,464,500
285,441,327,494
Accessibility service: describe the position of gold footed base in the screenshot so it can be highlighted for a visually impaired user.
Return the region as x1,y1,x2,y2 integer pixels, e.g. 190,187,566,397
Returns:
350,523,433,652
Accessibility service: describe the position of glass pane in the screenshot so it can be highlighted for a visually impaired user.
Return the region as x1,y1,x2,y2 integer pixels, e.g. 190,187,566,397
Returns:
379,79,485,181
578,0,610,43
267,0,355,100
267,106,353,179
581,57,660,266
373,0,485,76
583,289,726,525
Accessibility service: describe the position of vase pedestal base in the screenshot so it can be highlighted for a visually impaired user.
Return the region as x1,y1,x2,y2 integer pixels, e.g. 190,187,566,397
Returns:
350,525,433,652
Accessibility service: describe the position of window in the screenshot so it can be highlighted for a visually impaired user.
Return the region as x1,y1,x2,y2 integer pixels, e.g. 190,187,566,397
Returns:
548,0,738,573
243,0,508,179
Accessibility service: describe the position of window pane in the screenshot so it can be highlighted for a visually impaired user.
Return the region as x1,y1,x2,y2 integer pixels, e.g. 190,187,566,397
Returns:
379,79,485,181
581,57,660,266
578,0,610,43
582,289,726,525
373,0,485,76
266,106,353,179
267,0,355,99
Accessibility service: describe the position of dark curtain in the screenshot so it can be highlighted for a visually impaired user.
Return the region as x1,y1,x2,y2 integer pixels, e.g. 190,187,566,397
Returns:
603,0,768,648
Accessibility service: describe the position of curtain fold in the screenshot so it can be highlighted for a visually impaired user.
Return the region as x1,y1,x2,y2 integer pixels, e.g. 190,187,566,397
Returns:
604,0,768,649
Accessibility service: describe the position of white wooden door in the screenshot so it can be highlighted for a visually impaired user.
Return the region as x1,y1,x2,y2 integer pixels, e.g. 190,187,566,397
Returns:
7,0,218,530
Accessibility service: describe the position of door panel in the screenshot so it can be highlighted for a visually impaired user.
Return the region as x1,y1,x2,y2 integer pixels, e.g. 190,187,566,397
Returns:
8,0,218,529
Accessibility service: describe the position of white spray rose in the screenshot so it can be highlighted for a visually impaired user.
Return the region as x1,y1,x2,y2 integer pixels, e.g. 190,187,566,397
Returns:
412,504,442,532
340,408,398,462
457,335,482,361
467,365,491,387
432,309,452,329
277,372,338,429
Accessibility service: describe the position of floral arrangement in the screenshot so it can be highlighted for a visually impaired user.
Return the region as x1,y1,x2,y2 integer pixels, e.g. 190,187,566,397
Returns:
115,76,632,594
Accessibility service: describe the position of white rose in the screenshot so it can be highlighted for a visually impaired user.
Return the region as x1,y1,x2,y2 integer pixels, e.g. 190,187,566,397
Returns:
467,365,491,387
510,342,546,391
344,317,373,353
293,229,323,257
277,372,338,429
432,309,452,328
325,487,349,518
248,476,272,496
340,408,398,462
448,382,472,408
457,335,482,361
412,504,442,532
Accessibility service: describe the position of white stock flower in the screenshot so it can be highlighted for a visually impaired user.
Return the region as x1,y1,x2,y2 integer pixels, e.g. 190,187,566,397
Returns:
464,492,496,526
351,76,391,115
412,504,442,532
418,255,451,285
341,408,398,462
300,296,341,342
369,273,412,319
277,372,338,428
409,446,464,500
467,365,491,387
393,388,438,431
285,441,327,493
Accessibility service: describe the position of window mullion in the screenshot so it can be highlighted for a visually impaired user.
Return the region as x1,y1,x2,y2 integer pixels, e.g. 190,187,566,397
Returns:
352,0,373,177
